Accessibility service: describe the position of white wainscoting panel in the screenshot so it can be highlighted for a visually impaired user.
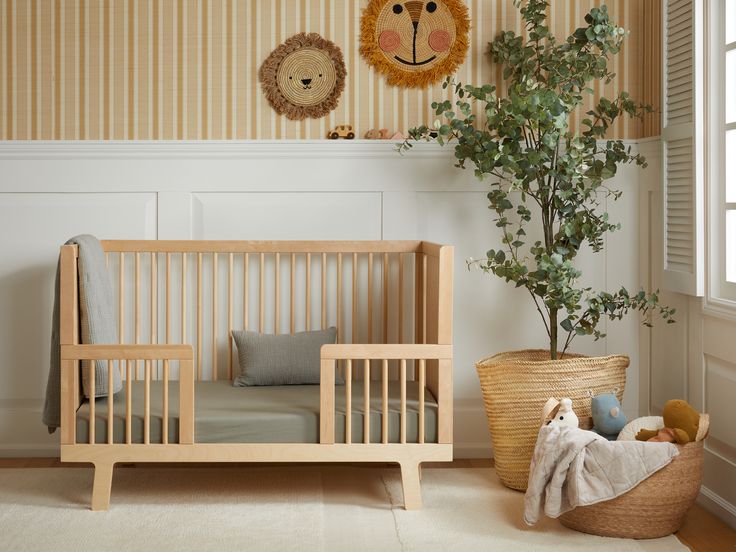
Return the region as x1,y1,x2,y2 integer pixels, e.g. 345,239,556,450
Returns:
0,140,644,460
192,192,382,240
0,192,156,450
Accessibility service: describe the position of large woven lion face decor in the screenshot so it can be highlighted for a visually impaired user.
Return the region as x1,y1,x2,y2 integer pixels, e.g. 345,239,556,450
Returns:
360,0,470,88
259,32,346,120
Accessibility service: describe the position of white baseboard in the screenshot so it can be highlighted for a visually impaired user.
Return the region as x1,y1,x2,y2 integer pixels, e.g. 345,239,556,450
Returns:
699,485,736,530
453,442,492,460
0,444,59,458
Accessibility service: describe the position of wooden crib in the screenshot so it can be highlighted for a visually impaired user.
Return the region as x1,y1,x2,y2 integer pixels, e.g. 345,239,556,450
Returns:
58,240,453,510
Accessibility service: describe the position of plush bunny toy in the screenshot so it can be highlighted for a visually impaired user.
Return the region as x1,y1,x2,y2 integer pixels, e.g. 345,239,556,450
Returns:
542,397,579,429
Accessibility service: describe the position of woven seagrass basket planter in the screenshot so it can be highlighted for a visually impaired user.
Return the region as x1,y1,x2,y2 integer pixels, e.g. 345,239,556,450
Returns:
475,350,629,491
558,415,709,539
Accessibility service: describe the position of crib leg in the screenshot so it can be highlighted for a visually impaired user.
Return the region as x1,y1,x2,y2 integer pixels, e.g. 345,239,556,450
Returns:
399,461,422,510
91,461,115,511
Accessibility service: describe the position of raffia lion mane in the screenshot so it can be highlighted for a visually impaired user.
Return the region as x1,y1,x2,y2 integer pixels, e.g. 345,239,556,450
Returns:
359,0,470,89
259,32,347,121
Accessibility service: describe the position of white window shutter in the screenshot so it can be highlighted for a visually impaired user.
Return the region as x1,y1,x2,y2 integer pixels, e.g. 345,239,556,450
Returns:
662,0,704,296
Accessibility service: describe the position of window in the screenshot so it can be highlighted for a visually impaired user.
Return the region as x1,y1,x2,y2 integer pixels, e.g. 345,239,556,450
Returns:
709,0,736,303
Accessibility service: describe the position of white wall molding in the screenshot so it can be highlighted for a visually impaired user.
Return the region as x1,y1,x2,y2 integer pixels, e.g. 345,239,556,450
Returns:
0,139,456,160
0,138,644,160
0,140,645,458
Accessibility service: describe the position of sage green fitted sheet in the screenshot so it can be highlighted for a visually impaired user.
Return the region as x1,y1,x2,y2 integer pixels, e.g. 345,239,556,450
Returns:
75,380,438,444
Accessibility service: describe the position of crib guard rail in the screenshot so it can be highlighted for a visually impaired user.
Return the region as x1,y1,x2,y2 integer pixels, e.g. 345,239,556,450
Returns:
60,344,195,446
319,344,453,445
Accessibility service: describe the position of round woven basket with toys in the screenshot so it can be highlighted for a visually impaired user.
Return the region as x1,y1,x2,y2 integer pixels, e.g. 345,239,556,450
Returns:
558,406,709,540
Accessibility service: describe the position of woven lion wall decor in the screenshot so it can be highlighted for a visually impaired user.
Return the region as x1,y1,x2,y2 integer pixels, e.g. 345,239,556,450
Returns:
360,0,470,88
259,32,347,120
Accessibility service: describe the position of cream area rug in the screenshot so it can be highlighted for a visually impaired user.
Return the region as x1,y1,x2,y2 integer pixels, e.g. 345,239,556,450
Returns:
0,466,686,552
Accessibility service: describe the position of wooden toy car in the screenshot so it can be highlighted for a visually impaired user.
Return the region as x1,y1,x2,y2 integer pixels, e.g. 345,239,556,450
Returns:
328,125,355,139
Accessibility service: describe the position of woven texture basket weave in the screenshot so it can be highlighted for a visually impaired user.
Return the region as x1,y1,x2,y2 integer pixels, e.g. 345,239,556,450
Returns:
558,414,709,539
476,350,629,491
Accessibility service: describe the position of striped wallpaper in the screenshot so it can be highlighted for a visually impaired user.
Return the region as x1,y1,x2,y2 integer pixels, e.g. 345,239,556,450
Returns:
0,0,661,141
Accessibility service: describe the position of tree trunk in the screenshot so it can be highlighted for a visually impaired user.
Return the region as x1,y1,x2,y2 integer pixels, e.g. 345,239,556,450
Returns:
549,308,558,360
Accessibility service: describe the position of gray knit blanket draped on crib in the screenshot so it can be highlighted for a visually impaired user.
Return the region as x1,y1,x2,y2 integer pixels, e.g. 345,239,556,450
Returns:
43,235,122,432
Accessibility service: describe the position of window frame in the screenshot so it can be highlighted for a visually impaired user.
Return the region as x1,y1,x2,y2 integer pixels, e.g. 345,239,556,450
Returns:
706,0,736,313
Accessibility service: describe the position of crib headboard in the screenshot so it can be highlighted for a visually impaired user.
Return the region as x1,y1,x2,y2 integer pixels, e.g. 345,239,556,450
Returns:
61,241,452,393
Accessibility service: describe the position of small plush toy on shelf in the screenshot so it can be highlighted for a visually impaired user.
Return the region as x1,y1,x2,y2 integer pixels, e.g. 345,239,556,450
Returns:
541,397,579,428
365,128,390,139
636,399,701,444
590,392,627,440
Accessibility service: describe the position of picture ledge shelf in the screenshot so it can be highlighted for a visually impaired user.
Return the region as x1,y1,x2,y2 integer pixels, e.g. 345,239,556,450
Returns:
0,140,454,160
0,138,646,160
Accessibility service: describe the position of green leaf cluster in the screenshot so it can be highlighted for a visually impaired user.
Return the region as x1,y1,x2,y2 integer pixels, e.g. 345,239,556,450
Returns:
399,0,674,359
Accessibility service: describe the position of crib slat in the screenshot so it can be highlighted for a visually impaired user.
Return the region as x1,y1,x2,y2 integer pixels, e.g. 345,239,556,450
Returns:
337,253,343,343
345,359,352,444
422,253,428,344
383,253,389,345
166,253,171,344
133,252,142,381
352,253,358,345
144,360,151,444
398,253,404,344
415,252,424,346
259,253,265,333
243,253,249,330
163,359,169,444
364,358,370,444
134,252,140,344
382,359,388,444
228,253,233,380
321,253,327,329
418,358,426,444
107,360,113,444
197,252,203,381
151,251,158,346
119,252,125,344
367,253,373,345
89,365,95,445
290,253,295,334
306,253,311,331
181,252,187,343
134,252,140,380
275,252,280,333
400,358,407,444
125,360,132,444
212,252,218,381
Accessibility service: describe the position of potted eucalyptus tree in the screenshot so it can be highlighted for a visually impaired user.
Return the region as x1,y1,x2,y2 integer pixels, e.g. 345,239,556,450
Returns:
400,0,674,491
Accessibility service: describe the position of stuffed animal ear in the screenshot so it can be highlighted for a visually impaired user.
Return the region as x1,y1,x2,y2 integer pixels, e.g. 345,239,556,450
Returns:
541,397,560,426
672,428,691,444
636,428,660,441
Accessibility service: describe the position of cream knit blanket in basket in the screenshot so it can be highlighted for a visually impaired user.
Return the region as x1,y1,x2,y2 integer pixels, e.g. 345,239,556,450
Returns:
523,425,679,525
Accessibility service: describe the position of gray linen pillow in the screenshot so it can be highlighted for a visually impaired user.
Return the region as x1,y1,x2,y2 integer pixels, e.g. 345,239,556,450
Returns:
231,327,342,386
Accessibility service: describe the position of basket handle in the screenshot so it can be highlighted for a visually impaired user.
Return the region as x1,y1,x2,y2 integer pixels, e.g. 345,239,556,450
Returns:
695,413,710,442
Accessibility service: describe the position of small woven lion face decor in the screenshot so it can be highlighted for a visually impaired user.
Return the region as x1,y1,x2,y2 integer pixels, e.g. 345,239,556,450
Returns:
259,32,347,120
360,0,470,88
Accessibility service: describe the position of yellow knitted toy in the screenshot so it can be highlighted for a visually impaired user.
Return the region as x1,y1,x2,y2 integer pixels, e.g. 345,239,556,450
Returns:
635,399,699,444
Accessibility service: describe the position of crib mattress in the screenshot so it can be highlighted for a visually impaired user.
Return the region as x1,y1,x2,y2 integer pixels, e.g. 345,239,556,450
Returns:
75,380,438,444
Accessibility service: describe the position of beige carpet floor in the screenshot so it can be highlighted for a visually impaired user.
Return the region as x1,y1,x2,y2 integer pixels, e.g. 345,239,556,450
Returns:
0,466,686,552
